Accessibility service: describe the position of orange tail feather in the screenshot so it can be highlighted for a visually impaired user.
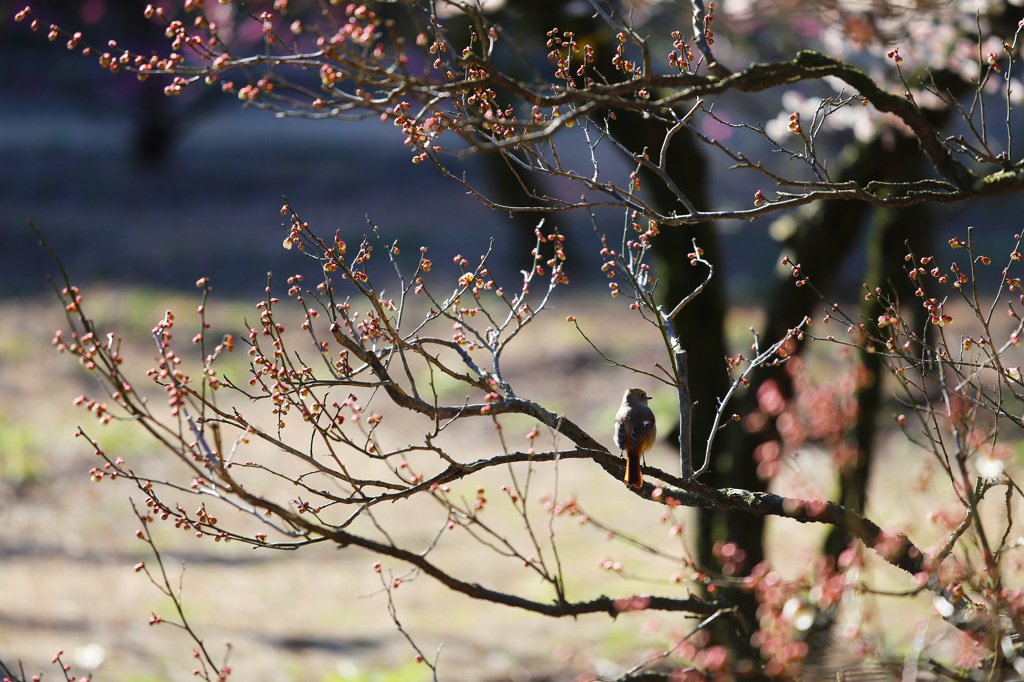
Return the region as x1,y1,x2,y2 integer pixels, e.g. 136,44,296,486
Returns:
625,451,643,488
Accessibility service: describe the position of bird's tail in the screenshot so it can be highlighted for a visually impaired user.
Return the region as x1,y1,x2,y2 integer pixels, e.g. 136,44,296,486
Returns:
625,451,643,488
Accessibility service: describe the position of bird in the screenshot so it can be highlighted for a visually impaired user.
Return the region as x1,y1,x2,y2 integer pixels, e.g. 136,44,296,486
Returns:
614,388,657,488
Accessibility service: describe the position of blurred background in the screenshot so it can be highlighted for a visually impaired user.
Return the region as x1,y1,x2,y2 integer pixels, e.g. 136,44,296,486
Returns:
3,2,1024,681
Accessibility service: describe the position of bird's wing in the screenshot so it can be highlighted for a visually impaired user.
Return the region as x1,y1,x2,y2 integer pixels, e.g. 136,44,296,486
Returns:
630,418,655,448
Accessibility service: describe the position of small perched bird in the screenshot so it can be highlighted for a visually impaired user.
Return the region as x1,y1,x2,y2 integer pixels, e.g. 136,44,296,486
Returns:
614,388,657,488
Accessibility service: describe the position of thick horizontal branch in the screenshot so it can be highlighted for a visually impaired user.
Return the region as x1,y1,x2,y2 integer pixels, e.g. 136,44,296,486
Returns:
595,460,926,576
203,444,923,621
701,486,924,575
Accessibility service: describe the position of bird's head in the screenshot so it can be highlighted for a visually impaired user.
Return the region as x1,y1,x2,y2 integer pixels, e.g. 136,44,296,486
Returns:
624,388,651,404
